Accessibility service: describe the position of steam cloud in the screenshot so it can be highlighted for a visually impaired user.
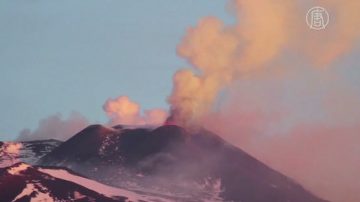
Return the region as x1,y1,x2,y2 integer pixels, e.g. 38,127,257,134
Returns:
103,96,168,126
16,97,167,141
166,0,360,201
17,112,88,141
168,0,360,126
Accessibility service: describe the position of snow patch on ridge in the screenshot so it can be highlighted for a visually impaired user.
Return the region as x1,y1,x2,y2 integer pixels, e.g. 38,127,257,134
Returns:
38,167,172,202
13,183,54,202
0,140,61,168
7,163,30,175
0,142,23,167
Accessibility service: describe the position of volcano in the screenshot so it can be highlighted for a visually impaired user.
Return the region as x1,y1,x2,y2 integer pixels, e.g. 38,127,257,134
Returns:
37,124,327,202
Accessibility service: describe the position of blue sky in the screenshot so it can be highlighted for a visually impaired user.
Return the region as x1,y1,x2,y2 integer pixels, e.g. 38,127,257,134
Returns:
1,1,360,141
0,0,230,140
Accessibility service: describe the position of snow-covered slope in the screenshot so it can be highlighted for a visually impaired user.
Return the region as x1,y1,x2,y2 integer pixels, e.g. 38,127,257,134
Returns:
0,163,175,202
0,139,61,168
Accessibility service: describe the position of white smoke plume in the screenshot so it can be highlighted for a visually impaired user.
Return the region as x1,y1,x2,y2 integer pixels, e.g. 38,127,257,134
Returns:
168,0,360,126
17,112,88,141
103,96,168,126
167,0,360,201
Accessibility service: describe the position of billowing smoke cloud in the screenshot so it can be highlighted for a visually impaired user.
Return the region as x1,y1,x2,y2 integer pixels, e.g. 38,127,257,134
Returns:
167,0,360,201
17,112,88,141
295,0,360,66
103,96,168,126
168,0,360,125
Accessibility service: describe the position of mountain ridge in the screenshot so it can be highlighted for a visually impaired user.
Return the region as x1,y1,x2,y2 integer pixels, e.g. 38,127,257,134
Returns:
0,162,176,202
38,124,327,202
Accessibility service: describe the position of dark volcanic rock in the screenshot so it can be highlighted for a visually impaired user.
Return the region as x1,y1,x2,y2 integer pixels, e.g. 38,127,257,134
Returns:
39,125,116,165
39,124,327,202
0,163,122,202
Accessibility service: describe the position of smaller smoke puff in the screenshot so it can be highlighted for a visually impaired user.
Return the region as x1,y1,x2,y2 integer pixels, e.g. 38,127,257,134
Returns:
103,96,168,126
17,112,88,141
17,98,167,142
